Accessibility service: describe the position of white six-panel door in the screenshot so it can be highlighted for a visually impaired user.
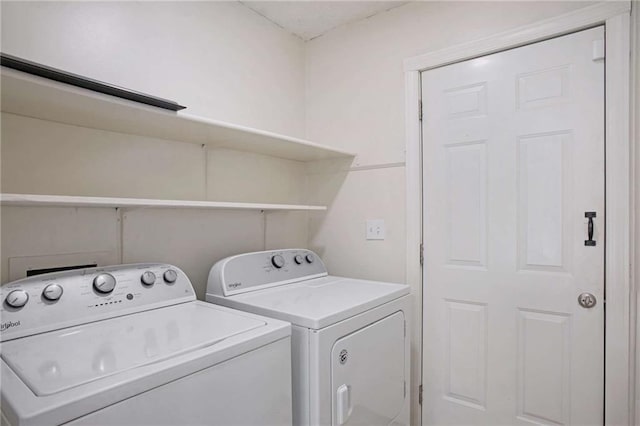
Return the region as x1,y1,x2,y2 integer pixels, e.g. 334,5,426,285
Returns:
421,27,604,425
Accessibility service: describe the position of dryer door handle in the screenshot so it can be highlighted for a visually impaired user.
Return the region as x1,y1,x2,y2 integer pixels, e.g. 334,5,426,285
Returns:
336,384,352,425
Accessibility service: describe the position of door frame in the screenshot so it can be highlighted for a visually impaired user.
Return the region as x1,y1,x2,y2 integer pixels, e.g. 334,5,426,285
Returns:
403,2,633,425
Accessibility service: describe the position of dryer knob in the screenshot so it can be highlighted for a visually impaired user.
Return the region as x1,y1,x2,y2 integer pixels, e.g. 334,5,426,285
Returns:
141,271,156,286
271,255,285,269
5,289,29,308
163,269,178,284
305,254,315,264
43,283,63,301
93,273,116,294
294,255,304,265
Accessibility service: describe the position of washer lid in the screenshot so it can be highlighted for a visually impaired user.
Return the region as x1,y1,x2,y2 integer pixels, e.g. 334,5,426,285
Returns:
1,302,266,396
224,276,409,329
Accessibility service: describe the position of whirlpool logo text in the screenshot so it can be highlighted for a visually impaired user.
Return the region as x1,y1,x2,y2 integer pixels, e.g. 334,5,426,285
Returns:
1,320,21,332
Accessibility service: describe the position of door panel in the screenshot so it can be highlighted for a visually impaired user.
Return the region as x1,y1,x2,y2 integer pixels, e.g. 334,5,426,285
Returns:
517,309,571,425
445,142,487,268
331,311,406,425
421,27,604,425
444,300,487,409
518,131,571,272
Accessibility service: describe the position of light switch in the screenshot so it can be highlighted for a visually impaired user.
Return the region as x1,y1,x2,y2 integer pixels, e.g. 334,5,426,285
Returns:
366,219,385,240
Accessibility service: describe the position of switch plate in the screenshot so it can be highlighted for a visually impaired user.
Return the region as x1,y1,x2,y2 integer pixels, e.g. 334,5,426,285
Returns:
366,219,385,240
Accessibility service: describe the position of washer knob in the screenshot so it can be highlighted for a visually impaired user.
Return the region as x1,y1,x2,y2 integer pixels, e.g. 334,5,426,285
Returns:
163,269,178,284
271,255,285,269
305,254,315,264
141,271,156,286
5,289,29,308
93,273,116,294
43,283,63,301
294,255,304,265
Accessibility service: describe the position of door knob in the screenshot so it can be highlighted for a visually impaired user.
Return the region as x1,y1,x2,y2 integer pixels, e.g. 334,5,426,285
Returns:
578,292,597,308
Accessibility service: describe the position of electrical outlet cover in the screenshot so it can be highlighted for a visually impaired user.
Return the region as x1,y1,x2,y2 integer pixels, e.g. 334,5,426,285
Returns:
366,219,385,240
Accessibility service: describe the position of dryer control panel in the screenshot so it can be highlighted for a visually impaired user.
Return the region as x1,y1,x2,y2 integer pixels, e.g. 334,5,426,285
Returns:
0,263,195,342
207,249,328,297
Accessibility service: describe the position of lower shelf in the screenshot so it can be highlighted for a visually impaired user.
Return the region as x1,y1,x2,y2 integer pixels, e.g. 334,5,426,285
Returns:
0,193,326,212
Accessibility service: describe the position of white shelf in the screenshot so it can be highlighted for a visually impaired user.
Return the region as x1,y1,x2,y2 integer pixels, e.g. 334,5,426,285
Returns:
0,194,327,212
0,68,355,162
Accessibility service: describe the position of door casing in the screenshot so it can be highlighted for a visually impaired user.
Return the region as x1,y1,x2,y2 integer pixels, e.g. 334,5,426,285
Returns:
403,2,633,425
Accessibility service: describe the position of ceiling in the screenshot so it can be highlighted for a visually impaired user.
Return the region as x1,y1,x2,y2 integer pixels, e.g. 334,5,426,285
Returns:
240,1,410,41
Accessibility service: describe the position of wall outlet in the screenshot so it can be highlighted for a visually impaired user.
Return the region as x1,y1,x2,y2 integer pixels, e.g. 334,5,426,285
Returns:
366,219,385,240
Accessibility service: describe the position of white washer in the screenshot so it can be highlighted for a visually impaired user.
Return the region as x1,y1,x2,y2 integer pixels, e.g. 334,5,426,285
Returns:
1,263,292,426
206,249,410,426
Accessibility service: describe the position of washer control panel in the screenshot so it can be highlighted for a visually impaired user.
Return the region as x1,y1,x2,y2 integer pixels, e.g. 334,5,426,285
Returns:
207,249,328,297
0,263,195,342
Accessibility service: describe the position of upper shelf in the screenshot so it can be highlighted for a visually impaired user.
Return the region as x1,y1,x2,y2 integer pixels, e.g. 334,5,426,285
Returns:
0,68,355,162
0,193,326,212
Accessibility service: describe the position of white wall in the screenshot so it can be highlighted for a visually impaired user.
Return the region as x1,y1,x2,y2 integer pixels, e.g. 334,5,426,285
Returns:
1,114,207,200
303,2,600,424
0,1,309,292
1,1,305,137
0,206,120,282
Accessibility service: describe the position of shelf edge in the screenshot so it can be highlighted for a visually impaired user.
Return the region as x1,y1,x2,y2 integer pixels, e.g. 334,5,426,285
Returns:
0,194,327,212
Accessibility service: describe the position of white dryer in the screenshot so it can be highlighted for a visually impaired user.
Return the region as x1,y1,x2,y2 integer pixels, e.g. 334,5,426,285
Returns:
0,263,292,426
206,249,410,426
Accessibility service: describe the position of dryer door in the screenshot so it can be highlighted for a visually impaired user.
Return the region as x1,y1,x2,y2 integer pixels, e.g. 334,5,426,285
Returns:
331,311,406,425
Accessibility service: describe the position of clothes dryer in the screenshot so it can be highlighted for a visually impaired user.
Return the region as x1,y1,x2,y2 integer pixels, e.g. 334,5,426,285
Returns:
207,249,410,426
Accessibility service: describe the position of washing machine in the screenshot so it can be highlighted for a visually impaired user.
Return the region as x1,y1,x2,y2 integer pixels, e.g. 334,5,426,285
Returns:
0,263,292,426
206,249,410,426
